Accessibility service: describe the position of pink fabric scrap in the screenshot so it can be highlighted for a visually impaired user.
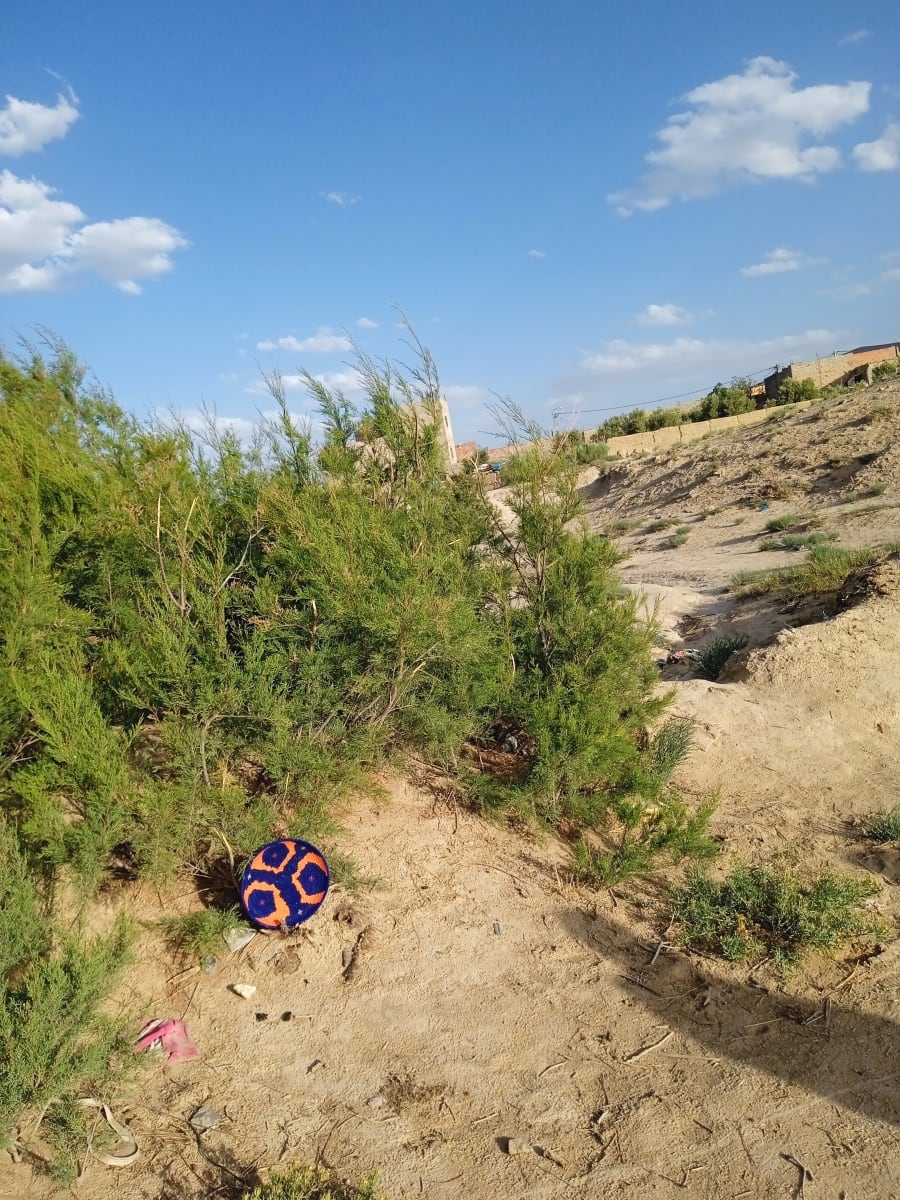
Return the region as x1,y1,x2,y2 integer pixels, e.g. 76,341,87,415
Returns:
133,1018,199,1063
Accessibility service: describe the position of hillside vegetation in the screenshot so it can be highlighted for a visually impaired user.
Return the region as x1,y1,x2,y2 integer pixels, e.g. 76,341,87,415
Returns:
0,341,709,1161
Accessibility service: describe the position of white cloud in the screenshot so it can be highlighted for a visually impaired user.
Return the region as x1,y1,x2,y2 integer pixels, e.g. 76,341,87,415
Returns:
356,316,378,328
636,303,694,327
579,328,839,374
838,29,870,46
527,249,547,259
609,57,871,214
256,328,352,354
64,217,188,292
247,367,365,397
0,91,79,156
321,191,360,206
0,169,187,293
740,247,827,277
853,122,900,171
883,268,900,283
444,384,487,407
818,282,872,299
179,410,258,441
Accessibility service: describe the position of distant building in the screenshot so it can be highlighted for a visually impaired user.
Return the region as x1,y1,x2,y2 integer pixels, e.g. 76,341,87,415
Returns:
455,441,478,464
352,395,458,474
763,342,899,402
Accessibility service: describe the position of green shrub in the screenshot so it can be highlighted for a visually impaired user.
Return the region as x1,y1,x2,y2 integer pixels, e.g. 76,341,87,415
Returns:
694,635,748,681
0,819,136,1159
606,518,642,535
694,379,755,420
646,406,683,430
777,377,820,404
759,532,836,552
669,525,691,548
731,543,900,600
872,359,900,382
861,807,900,845
575,439,609,465
673,862,881,974
645,518,678,533
159,905,243,959
763,512,816,532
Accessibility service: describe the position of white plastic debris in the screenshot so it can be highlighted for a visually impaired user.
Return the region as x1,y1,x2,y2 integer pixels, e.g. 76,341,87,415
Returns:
223,927,257,953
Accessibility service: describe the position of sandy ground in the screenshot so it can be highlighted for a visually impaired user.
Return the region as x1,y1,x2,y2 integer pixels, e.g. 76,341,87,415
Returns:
3,379,900,1200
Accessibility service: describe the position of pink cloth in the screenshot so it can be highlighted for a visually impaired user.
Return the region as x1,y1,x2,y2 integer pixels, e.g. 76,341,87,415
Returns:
133,1018,199,1063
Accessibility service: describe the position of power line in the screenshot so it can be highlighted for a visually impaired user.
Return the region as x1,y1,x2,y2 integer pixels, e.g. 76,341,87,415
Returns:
551,364,778,420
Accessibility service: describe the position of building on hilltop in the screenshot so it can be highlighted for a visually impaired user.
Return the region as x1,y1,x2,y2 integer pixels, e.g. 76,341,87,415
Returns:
764,342,899,402
353,395,458,474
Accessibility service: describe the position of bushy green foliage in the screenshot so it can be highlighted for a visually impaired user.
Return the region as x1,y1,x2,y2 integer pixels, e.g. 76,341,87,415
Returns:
694,378,756,420
777,377,820,404
861,806,900,845
759,531,836,552
573,794,717,887
0,338,718,1152
872,358,900,382
243,1165,384,1200
159,905,243,959
574,438,609,465
646,406,683,430
694,635,748,681
0,817,135,1155
731,543,900,600
763,512,817,532
673,862,881,974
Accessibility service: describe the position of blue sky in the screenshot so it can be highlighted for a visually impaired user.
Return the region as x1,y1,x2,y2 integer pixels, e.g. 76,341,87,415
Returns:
2,1,898,446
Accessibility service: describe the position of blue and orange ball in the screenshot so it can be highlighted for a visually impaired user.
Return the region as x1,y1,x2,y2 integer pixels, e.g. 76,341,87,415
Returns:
239,839,330,930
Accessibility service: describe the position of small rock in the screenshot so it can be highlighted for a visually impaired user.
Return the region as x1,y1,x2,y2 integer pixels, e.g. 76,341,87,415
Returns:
492,920,502,936
366,1094,386,1109
280,1011,293,1022
201,956,218,975
223,927,257,953
505,1138,533,1156
255,1012,268,1022
189,1106,220,1131
229,983,256,999
341,948,354,970
307,1059,325,1074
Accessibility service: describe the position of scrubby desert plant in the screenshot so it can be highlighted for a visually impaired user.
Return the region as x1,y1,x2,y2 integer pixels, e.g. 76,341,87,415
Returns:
672,861,881,974
861,807,900,845
694,635,748,681
759,532,836,552
776,378,820,404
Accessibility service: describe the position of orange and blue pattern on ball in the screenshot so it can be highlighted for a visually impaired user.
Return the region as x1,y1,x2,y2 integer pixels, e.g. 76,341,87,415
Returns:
240,839,330,929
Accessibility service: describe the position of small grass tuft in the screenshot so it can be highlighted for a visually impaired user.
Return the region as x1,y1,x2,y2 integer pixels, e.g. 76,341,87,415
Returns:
694,635,748,681
606,518,642,535
731,543,900,600
672,861,882,975
573,795,717,888
159,905,243,960
759,531,836,552
764,512,816,533
645,518,678,533
669,525,691,548
861,807,900,845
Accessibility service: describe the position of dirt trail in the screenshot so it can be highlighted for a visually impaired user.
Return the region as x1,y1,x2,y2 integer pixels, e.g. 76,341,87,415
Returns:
6,764,896,1200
